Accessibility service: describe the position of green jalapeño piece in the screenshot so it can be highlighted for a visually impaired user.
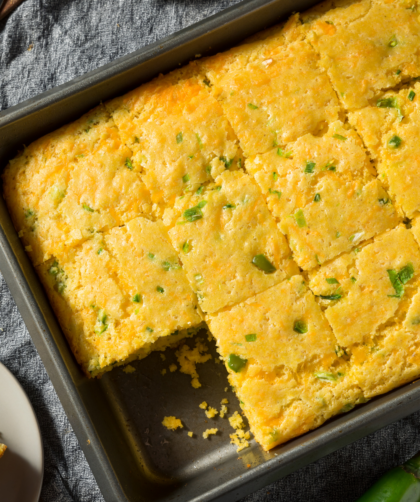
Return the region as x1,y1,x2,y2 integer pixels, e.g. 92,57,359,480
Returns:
228,354,248,373
251,254,277,274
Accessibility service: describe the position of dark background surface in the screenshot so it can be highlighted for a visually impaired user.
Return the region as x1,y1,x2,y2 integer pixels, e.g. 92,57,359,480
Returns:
1,1,420,501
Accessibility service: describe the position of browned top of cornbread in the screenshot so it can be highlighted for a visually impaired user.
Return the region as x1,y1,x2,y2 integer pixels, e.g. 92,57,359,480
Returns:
3,105,152,266
106,68,243,215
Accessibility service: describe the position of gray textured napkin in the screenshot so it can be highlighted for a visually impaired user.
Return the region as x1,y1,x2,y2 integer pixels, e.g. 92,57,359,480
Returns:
1,1,420,501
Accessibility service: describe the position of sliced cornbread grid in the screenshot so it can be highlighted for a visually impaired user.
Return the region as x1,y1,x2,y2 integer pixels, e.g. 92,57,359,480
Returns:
207,275,364,450
309,225,420,397
36,217,202,377
2,104,152,266
163,170,299,314
6,0,420,454
106,67,243,216
246,120,398,269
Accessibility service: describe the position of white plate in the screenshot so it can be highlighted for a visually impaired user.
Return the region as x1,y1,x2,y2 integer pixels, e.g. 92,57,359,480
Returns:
0,363,44,501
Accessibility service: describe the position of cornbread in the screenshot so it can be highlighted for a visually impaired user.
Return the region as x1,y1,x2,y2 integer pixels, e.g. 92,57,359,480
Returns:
163,170,298,313
349,82,420,218
306,0,420,110
162,417,183,430
207,276,363,450
3,105,152,266
0,444,6,459
246,121,398,269
201,33,340,157
203,428,218,439
309,225,420,396
175,339,212,388
106,69,242,216
36,217,202,377
5,0,420,454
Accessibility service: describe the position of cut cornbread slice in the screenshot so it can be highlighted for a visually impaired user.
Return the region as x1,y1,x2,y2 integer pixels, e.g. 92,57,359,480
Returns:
201,37,340,157
349,82,420,218
36,217,202,377
307,0,420,111
163,170,298,314
207,276,363,450
309,225,420,348
106,68,242,215
246,121,398,270
0,443,6,459
3,105,152,266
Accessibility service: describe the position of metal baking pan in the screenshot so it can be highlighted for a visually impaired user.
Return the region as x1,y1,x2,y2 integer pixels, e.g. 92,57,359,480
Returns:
2,0,420,500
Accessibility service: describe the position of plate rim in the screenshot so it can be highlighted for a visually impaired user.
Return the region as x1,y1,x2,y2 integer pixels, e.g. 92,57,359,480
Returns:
0,361,44,502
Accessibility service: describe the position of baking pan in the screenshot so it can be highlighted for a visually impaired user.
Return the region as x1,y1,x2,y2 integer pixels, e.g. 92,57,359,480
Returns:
2,0,420,501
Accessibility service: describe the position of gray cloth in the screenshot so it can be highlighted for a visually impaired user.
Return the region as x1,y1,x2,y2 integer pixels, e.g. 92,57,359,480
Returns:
1,1,420,501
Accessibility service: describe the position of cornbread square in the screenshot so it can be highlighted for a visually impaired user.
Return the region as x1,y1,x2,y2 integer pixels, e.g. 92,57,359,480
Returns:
3,105,152,266
349,83,420,218
106,69,242,215
307,0,420,110
36,217,202,377
207,276,364,450
163,170,298,314
201,38,340,156
309,225,420,348
246,121,398,270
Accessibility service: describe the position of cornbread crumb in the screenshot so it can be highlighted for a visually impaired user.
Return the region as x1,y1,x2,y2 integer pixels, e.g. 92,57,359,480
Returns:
221,398,228,404
205,407,218,418
123,365,135,374
203,428,218,439
169,364,178,372
162,416,183,430
161,369,167,376
175,339,212,388
199,401,208,409
25,245,32,252
160,354,166,361
220,405,228,418
0,444,6,459
229,411,245,430
188,432,194,438
224,387,228,392
230,429,251,452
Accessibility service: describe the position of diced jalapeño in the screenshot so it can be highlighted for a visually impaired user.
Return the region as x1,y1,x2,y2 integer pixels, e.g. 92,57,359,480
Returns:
228,354,248,373
251,254,277,274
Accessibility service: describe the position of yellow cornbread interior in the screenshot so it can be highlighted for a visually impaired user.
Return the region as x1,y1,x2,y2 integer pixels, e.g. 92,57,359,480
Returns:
5,0,420,453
